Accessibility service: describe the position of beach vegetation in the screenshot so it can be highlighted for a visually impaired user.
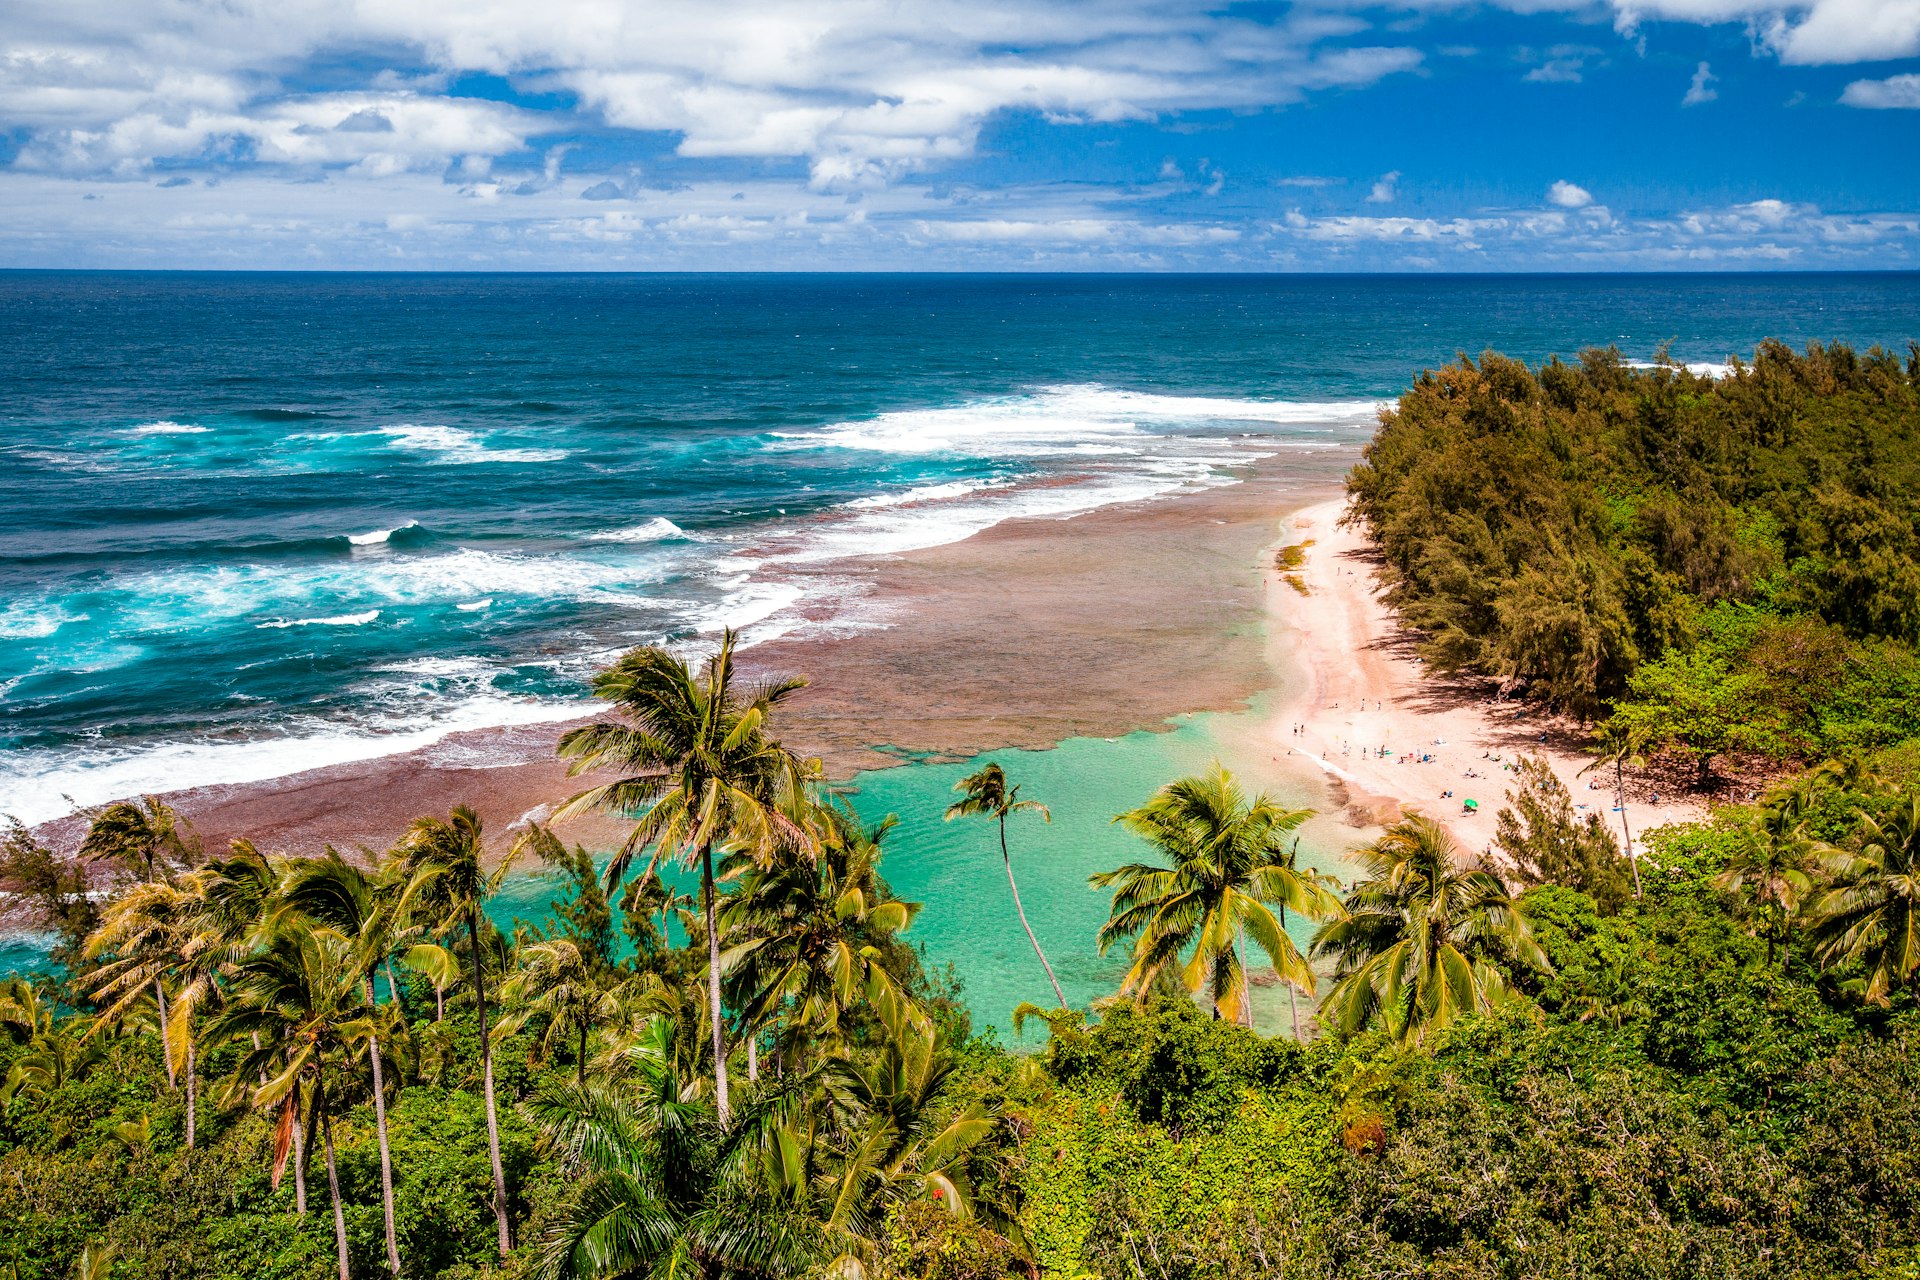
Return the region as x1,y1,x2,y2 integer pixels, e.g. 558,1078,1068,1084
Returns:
946,763,1066,1011
1347,342,1920,787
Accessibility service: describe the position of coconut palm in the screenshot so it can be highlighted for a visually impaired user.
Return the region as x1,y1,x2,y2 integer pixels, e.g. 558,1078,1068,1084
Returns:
1715,782,1822,967
396,805,517,1256
1311,814,1549,1045
1583,721,1646,897
945,763,1065,1010
279,850,408,1274
495,938,620,1087
210,928,377,1280
1094,764,1340,1028
720,803,920,1055
554,628,816,1127
1808,793,1920,1004
81,880,197,1096
79,795,195,886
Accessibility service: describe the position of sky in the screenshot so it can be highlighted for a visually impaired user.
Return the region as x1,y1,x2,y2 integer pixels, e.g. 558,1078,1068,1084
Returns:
1,0,1918,270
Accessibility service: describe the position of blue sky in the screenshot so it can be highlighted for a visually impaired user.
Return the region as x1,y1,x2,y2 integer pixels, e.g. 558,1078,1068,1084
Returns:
2,0,1917,269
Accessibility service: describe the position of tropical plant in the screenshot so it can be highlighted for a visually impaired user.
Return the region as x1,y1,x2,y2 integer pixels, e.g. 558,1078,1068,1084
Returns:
81,880,197,1096
1312,814,1549,1044
720,801,920,1057
397,805,517,1256
209,927,379,1280
279,849,408,1273
78,795,195,886
554,627,816,1127
945,763,1065,1010
1809,793,1920,1004
1716,782,1823,967
495,938,620,1087
1094,765,1340,1030
0,977,104,1107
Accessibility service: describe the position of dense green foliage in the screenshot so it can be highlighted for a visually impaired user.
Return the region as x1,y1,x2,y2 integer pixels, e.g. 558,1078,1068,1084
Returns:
1347,342,1920,778
11,342,1920,1277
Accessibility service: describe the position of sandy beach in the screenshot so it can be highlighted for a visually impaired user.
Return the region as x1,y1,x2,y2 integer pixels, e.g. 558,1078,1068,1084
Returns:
1265,497,1707,863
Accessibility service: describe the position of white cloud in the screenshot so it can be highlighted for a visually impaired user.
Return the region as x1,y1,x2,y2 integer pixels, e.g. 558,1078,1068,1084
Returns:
1842,72,1920,106
1366,170,1400,203
0,0,1425,187
1548,180,1593,208
1682,61,1718,105
1609,0,1920,65
1525,57,1585,82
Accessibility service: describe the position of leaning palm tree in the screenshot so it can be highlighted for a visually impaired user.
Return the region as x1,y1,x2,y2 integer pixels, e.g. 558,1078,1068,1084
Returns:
279,850,408,1274
210,928,376,1280
1583,722,1645,897
82,880,197,1094
1094,765,1340,1028
1716,782,1822,967
79,795,195,886
946,763,1065,1010
1808,793,1920,1004
1311,814,1549,1045
397,806,517,1257
553,627,817,1127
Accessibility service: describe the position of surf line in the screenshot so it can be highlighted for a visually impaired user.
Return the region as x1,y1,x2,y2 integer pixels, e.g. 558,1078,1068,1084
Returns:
1289,747,1363,785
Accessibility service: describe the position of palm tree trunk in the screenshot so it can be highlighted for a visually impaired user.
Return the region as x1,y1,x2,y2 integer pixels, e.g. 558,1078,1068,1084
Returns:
318,1086,350,1280
470,907,512,1256
185,1036,196,1150
153,979,176,1089
384,957,408,1028
293,1115,309,1216
1617,759,1642,898
1236,931,1254,1029
363,978,402,1275
434,983,445,1023
747,1031,758,1082
701,845,731,1127
577,1020,589,1089
1288,982,1301,1041
1001,817,1067,1009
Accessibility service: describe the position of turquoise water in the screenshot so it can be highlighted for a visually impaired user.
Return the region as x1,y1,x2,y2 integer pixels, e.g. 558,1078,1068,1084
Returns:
7,271,1918,1022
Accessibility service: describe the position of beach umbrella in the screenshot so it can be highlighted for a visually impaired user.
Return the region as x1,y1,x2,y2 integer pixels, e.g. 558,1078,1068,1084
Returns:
1463,799,1479,812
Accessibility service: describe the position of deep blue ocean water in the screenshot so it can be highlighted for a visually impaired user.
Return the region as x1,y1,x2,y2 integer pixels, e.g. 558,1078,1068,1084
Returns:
3,272,1916,829
4,271,1917,1015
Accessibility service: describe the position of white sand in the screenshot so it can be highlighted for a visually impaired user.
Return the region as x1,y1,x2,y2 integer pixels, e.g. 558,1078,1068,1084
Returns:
1265,498,1706,865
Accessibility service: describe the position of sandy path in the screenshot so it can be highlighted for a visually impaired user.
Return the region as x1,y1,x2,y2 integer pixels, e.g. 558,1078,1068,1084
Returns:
1265,498,1706,864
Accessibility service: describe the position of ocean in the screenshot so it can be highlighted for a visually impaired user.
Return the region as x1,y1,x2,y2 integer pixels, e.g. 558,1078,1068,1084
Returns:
4,271,1916,1021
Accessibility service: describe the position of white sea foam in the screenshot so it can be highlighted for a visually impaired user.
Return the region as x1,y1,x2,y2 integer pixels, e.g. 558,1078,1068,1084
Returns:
0,604,88,640
839,480,1001,510
1627,359,1736,379
348,521,418,546
0,693,590,828
128,421,210,436
258,609,381,629
380,424,569,465
456,599,493,611
586,517,687,542
782,385,1385,457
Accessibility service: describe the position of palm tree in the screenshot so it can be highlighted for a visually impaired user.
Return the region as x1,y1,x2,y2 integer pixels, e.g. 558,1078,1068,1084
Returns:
720,803,920,1055
279,850,408,1274
495,938,620,1087
945,763,1065,1010
81,880,197,1097
79,795,195,886
554,628,816,1127
0,978,105,1107
1715,782,1822,967
1094,765,1340,1029
210,928,377,1280
1808,794,1920,1004
397,805,517,1256
1311,815,1549,1045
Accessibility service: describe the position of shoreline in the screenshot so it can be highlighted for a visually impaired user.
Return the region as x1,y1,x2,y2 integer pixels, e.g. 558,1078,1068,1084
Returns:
1263,498,1708,863
23,459,1349,866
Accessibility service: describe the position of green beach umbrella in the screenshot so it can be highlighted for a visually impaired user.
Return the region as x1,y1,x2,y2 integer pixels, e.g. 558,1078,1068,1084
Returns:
1463,798,1479,812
